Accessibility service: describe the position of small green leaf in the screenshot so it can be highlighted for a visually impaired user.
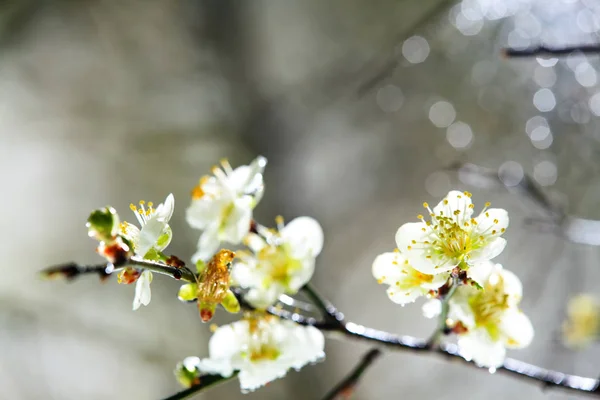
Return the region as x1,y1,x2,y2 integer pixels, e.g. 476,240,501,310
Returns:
178,283,198,302
221,290,240,314
174,357,201,388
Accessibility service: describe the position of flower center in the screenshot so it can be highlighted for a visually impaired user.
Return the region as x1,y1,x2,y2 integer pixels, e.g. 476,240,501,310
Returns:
257,245,302,287
245,316,282,362
469,273,510,340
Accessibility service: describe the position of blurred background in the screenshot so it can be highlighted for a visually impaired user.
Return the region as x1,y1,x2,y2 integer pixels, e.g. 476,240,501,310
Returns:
2,0,600,398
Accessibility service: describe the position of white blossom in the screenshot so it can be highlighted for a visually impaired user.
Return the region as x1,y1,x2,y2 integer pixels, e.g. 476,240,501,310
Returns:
562,294,600,349
232,217,323,309
372,251,447,305
187,156,267,263
120,193,175,310
195,315,325,392
395,190,508,275
449,263,534,368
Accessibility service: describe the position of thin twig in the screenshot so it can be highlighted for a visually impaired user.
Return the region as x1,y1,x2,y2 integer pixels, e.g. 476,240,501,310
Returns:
40,256,196,283
503,44,600,58
302,284,345,325
162,373,238,400
321,348,382,400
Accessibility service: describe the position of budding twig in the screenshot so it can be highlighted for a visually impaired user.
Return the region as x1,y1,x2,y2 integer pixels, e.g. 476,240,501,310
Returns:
321,348,382,400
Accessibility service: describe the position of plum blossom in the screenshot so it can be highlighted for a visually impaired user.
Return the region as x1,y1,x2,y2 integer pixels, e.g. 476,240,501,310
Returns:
232,216,324,309
187,156,267,263
118,193,175,310
562,294,600,349
395,190,508,276
372,251,447,305
448,263,534,368
191,314,325,392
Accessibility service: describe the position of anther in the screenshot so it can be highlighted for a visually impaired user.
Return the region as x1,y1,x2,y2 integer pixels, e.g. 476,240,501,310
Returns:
493,219,498,224
417,214,424,220
443,199,449,205
423,202,429,208
485,202,491,207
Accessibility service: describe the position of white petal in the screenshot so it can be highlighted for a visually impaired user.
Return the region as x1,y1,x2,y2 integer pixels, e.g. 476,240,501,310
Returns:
422,299,442,319
280,321,325,370
132,271,152,310
186,198,224,230
191,223,221,263
244,233,267,253
230,258,263,288
386,287,422,305
500,310,534,348
395,222,428,252
120,222,140,243
238,362,288,392
475,208,509,236
287,259,315,291
495,268,523,300
433,190,474,225
372,252,405,285
280,217,324,258
137,218,167,257
468,237,506,264
155,193,175,223
466,260,495,287
245,284,285,309
410,252,457,275
220,197,253,244
208,320,247,360
229,156,267,195
196,358,235,378
458,329,506,368
420,272,450,290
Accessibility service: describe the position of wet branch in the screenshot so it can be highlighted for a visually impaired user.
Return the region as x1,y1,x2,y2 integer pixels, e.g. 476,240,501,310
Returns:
321,348,382,400
502,44,600,58
162,373,238,400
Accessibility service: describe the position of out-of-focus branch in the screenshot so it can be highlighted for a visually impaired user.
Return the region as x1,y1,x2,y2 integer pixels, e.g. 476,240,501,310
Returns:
503,44,600,58
321,348,382,400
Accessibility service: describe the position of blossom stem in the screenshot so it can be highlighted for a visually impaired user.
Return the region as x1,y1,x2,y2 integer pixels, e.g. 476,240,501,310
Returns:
161,373,239,400
321,348,382,400
425,274,459,349
502,44,600,58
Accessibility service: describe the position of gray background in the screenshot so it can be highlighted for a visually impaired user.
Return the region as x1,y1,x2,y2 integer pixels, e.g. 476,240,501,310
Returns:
1,1,600,399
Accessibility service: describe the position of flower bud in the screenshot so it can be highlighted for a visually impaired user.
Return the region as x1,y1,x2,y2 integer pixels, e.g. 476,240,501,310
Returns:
86,207,119,242
174,357,201,388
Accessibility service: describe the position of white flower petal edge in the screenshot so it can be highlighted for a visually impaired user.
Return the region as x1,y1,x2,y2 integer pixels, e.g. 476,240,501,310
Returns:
395,190,508,276
196,317,325,392
187,156,267,262
372,252,447,305
133,271,153,310
231,217,323,309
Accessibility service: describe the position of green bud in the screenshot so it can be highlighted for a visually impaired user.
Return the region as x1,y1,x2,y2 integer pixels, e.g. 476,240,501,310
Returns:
86,207,119,241
174,357,201,388
178,283,198,302
221,290,240,314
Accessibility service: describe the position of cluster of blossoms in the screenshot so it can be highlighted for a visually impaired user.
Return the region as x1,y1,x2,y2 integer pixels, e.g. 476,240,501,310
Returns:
83,161,540,393
85,156,326,391
372,190,533,368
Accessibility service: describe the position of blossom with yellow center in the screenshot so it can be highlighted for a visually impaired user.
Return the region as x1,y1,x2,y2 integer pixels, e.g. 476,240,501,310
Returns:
448,263,533,368
372,251,447,305
186,156,267,263
117,193,175,310
395,190,508,276
231,216,323,309
189,314,325,392
562,294,600,349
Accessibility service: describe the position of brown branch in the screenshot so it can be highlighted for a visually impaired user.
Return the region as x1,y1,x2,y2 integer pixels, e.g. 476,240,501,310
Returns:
502,44,600,58
321,348,382,400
